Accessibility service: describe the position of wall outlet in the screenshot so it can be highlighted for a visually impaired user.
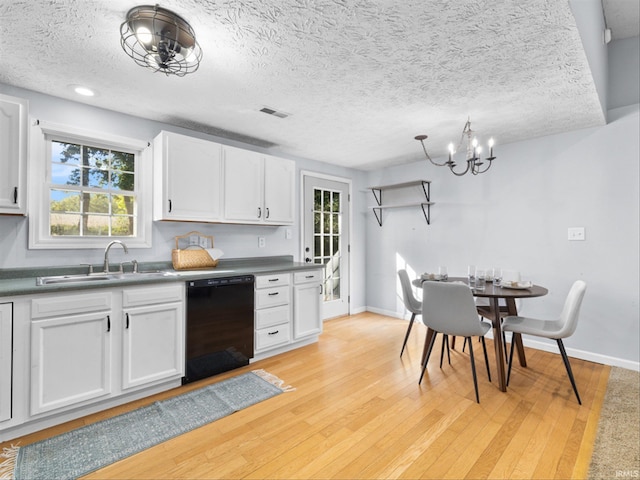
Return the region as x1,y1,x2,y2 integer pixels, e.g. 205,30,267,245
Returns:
285,228,292,240
568,227,585,241
258,236,266,248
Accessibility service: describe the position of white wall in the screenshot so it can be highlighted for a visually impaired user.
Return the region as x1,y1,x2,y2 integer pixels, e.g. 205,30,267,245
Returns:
364,103,640,369
0,83,368,312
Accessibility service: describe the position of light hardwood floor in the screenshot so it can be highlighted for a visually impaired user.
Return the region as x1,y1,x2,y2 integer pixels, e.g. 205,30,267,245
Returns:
2,312,609,479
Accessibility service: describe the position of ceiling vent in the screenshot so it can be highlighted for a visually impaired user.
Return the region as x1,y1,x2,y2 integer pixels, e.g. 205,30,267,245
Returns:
259,107,289,119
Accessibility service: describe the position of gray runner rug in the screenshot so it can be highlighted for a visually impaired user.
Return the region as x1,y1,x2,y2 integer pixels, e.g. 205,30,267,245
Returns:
0,369,292,480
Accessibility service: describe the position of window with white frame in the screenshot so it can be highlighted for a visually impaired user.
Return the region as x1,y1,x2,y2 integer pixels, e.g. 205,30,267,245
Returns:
29,121,152,249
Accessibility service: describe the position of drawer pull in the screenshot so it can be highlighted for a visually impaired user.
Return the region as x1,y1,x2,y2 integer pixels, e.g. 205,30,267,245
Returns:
305,275,314,278
268,292,279,296
268,330,279,335
268,278,279,282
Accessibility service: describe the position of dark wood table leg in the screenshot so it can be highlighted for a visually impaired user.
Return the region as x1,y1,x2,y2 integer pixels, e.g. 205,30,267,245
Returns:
491,297,507,392
505,298,527,367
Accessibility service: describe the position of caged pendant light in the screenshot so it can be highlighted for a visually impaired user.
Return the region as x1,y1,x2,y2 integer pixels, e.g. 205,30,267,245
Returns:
120,4,203,76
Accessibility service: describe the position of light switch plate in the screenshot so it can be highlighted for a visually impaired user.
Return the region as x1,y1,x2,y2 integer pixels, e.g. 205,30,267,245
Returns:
258,237,266,248
568,227,585,241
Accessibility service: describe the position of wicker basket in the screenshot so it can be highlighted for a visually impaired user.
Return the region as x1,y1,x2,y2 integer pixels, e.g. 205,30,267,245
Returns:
171,231,219,270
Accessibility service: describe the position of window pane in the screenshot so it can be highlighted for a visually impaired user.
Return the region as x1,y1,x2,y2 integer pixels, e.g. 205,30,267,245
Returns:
314,189,322,211
323,235,330,255
323,191,331,212
85,214,110,236
332,192,340,212
50,190,80,212
323,213,330,234
112,216,134,236
85,147,110,169
110,171,135,191
87,167,108,188
111,152,135,172
333,235,339,254
332,214,339,234
84,193,109,214
314,212,321,234
314,235,321,257
52,141,81,165
51,164,80,185
112,195,135,215
50,213,80,236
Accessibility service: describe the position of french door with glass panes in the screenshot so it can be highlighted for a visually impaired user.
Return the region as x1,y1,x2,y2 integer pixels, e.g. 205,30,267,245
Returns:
303,174,350,319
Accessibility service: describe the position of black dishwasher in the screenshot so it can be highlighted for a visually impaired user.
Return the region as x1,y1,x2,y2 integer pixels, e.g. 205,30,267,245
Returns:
183,275,255,384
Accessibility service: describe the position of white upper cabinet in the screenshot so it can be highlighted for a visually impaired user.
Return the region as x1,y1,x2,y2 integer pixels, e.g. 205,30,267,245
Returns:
264,153,295,224
222,146,295,225
153,131,222,222
0,94,28,215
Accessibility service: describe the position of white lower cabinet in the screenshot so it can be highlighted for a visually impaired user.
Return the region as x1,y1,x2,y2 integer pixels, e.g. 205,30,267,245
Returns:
254,273,291,353
293,270,323,339
254,268,323,358
29,284,184,418
121,285,184,390
0,303,13,422
30,308,112,415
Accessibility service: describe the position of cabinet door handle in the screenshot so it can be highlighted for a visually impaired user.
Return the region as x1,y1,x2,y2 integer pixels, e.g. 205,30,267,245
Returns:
168,199,172,213
265,207,270,219
268,330,279,335
268,292,279,296
126,313,130,329
107,315,111,332
257,207,262,218
13,187,18,204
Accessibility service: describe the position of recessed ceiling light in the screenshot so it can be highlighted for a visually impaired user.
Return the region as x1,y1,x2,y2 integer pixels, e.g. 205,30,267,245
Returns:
72,85,95,97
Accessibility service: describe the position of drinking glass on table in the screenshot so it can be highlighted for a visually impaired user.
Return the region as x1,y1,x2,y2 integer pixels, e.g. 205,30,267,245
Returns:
492,267,502,286
467,265,476,286
438,266,448,281
475,269,486,291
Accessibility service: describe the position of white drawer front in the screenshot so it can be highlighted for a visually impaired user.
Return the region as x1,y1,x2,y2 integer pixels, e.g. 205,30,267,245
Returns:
256,323,291,351
255,304,290,329
255,273,291,289
122,283,184,307
294,270,322,284
32,292,112,319
255,286,290,309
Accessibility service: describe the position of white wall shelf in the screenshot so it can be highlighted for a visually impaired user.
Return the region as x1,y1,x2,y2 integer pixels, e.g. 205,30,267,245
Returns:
368,180,434,226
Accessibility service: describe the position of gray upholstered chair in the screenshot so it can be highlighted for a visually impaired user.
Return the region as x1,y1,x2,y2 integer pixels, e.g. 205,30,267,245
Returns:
502,280,587,404
419,281,492,403
398,269,422,357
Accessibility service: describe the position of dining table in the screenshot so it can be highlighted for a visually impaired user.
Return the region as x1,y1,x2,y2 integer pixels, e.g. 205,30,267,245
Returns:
413,276,548,392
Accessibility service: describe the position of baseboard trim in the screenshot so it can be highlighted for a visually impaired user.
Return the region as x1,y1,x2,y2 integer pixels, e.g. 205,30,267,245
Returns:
364,307,640,372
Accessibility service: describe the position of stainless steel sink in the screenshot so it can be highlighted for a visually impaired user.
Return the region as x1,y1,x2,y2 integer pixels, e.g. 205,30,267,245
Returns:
36,270,177,286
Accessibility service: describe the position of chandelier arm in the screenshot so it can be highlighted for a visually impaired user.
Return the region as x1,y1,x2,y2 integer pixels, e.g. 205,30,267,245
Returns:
448,159,472,176
417,139,449,167
473,158,493,175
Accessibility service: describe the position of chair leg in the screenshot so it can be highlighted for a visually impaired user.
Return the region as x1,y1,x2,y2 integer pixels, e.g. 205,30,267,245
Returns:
419,331,438,384
439,334,452,367
557,339,582,405
467,336,480,403
400,313,416,357
506,335,516,386
502,331,509,364
480,336,491,382
462,337,469,352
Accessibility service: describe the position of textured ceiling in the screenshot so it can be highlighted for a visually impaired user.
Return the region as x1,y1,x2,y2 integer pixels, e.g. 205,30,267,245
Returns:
0,1,636,170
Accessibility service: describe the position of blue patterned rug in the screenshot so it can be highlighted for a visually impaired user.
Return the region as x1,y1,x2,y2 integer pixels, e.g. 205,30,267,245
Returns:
0,370,292,480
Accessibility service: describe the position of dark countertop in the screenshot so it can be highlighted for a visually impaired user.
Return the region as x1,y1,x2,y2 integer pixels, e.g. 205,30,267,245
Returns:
0,256,322,298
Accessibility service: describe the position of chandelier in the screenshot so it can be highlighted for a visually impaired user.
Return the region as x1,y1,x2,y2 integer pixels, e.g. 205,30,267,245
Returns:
120,5,203,76
415,119,496,176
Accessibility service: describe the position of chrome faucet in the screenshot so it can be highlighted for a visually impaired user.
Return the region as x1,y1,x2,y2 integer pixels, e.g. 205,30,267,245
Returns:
103,240,129,273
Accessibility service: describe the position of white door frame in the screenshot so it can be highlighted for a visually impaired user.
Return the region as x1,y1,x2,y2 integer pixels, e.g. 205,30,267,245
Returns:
300,170,352,319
